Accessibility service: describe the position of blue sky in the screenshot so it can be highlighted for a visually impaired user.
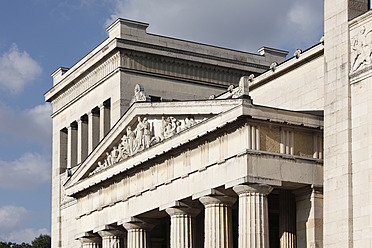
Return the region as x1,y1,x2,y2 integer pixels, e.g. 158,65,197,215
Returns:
0,0,323,243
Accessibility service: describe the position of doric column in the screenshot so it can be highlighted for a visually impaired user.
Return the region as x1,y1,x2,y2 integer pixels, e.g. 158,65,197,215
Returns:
279,190,296,248
121,219,154,248
199,195,236,248
165,205,200,248
80,237,101,248
67,122,77,169
233,184,273,248
88,109,100,153
77,116,88,164
77,233,101,248
99,103,110,140
97,229,124,248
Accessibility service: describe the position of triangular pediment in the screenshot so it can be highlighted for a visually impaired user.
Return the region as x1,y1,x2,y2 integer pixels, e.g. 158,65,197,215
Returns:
64,99,244,191
64,97,324,197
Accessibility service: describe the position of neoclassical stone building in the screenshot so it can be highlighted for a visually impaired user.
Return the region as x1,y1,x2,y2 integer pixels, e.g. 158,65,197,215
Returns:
45,1,372,247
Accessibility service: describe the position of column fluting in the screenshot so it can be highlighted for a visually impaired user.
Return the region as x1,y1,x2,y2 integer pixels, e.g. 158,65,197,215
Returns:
199,195,236,248
233,184,273,248
165,206,200,248
97,230,124,248
122,222,153,248
279,190,296,248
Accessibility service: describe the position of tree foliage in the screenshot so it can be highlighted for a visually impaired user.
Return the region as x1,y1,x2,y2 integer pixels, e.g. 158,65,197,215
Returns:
31,235,50,248
0,234,50,248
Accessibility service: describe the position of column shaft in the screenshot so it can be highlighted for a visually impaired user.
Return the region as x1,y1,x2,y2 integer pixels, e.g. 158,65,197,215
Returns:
233,184,272,248
97,230,124,248
199,195,236,248
88,110,100,153
77,117,88,164
122,222,153,248
279,190,296,248
127,229,148,248
67,123,77,169
166,206,200,248
99,104,110,140
102,236,122,248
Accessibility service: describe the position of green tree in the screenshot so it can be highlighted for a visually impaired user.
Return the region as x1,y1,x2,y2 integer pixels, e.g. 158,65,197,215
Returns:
30,235,50,248
0,242,31,248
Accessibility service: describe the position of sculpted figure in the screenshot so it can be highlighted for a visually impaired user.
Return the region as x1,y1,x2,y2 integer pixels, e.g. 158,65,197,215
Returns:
111,146,119,164
185,117,195,128
164,117,177,138
135,116,145,151
105,152,112,166
170,117,177,135
127,126,135,154
351,26,372,72
132,84,149,102
176,120,182,133
118,135,130,160
97,161,104,169
143,117,152,148
160,116,168,140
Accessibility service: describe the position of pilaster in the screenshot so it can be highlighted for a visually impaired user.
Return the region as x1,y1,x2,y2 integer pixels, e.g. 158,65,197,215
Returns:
294,186,323,248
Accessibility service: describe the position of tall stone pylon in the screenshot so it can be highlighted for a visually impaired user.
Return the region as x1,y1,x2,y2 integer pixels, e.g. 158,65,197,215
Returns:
323,0,370,247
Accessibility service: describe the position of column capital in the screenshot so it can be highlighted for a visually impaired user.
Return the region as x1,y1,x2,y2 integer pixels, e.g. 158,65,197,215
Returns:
76,232,101,244
119,218,154,231
67,122,78,130
78,115,88,123
94,225,124,238
88,109,100,116
199,194,236,207
233,184,273,196
165,205,201,217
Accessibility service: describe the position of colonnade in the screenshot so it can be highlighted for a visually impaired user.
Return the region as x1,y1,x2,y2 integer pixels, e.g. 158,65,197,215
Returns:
78,183,296,248
61,99,111,171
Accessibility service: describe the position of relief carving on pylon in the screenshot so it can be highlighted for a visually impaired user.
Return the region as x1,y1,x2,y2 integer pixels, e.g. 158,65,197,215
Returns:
89,115,198,176
351,26,372,73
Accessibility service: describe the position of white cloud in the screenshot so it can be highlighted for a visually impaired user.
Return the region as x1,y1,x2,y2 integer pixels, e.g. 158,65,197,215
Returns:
0,206,28,232
0,102,52,146
1,228,50,244
0,205,49,243
105,0,324,55
0,152,51,189
0,44,42,94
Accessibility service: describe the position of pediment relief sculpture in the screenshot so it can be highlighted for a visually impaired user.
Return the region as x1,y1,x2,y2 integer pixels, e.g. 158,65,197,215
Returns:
89,115,199,176
351,25,372,73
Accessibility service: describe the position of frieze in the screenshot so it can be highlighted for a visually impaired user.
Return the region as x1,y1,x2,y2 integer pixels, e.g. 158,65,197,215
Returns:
51,52,120,111
121,51,244,87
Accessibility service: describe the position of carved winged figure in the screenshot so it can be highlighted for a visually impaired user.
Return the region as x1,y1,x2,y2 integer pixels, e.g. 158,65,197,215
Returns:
351,26,372,72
